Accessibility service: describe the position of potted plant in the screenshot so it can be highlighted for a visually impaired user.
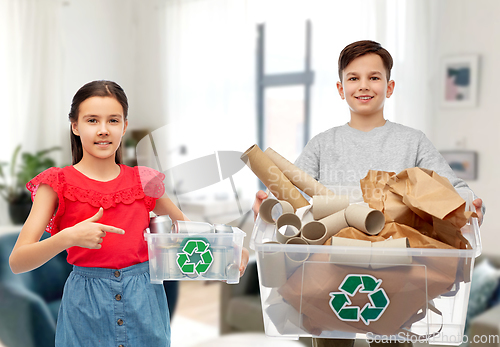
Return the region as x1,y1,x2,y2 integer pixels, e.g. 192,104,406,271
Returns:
0,145,61,224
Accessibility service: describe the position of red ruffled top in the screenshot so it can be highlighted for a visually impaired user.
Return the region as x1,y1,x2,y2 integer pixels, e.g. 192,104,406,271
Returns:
26,165,165,269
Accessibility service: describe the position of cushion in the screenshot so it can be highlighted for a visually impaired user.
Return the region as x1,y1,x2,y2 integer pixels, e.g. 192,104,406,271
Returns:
487,280,500,308
466,259,500,328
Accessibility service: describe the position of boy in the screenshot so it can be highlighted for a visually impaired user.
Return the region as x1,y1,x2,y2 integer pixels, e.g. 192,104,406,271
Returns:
253,40,484,347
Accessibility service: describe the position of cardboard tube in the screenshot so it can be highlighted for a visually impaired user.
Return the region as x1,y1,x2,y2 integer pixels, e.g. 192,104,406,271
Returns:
312,195,349,220
259,198,294,224
296,204,314,224
258,242,287,288
301,221,329,245
318,209,349,238
241,145,309,209
329,237,371,266
264,147,335,198
371,237,412,269
345,204,385,235
284,237,310,277
276,213,302,244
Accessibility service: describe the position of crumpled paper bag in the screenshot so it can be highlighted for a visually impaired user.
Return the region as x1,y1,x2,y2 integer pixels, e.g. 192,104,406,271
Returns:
278,222,460,336
360,168,475,249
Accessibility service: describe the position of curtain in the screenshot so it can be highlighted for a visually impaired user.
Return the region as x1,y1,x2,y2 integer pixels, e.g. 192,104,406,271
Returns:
0,0,64,163
373,0,435,137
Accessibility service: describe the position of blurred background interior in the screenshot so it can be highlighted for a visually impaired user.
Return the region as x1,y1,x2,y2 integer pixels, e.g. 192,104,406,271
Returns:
0,0,499,346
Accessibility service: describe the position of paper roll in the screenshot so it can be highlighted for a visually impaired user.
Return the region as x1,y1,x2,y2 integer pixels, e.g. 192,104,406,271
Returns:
371,237,412,269
329,237,371,267
285,237,309,246
345,204,385,235
296,204,314,224
312,195,349,220
284,237,310,277
264,147,335,198
301,221,329,245
276,213,302,244
241,145,309,209
318,209,349,238
259,198,294,224
258,242,287,288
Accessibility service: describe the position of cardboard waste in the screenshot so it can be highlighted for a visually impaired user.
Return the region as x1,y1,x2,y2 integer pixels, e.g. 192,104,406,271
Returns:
242,145,479,339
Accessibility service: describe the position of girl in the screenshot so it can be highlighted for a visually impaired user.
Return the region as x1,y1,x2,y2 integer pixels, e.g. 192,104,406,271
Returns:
9,80,249,347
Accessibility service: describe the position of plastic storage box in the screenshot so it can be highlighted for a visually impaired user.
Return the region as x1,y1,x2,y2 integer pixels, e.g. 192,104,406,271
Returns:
250,188,481,345
145,227,246,284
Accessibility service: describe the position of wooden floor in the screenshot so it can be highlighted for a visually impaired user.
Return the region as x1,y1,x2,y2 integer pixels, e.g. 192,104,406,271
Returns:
174,280,221,327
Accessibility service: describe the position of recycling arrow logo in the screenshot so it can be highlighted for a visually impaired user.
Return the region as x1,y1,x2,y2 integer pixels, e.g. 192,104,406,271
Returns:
176,239,214,275
328,274,389,325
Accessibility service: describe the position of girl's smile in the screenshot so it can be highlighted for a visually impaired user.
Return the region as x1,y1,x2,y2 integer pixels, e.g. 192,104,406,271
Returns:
355,95,375,103
95,141,112,148
71,96,128,161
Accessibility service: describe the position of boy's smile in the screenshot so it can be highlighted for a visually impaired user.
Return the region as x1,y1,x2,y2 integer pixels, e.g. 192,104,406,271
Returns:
337,53,395,122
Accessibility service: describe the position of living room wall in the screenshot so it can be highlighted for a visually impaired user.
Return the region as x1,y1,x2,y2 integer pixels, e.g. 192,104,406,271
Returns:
429,0,499,255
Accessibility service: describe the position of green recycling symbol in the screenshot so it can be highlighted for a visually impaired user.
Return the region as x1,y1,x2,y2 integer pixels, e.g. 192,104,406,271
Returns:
176,239,214,275
328,274,390,325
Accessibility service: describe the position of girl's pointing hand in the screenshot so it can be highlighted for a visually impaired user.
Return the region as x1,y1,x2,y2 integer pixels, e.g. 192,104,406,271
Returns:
63,207,125,249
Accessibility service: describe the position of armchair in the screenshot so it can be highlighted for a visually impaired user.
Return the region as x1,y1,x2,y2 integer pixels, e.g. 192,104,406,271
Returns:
0,231,72,347
0,231,179,347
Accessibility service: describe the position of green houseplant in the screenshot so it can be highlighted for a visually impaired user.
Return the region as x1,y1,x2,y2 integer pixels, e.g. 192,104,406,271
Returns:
0,144,61,224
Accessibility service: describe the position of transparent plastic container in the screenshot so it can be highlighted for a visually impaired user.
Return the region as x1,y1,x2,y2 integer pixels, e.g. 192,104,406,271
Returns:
145,227,245,284
250,188,481,345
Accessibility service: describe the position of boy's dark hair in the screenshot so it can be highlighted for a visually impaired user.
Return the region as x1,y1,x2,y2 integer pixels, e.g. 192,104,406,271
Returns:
338,40,393,81
68,80,129,165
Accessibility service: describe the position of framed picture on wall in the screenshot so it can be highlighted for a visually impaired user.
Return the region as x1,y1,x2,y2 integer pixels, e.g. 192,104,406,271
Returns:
441,55,479,107
441,150,478,180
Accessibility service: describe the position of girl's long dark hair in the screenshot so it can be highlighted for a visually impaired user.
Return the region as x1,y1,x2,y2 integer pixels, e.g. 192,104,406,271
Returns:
68,80,129,165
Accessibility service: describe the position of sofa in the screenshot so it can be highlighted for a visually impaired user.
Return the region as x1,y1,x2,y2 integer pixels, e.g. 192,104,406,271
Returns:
220,254,500,347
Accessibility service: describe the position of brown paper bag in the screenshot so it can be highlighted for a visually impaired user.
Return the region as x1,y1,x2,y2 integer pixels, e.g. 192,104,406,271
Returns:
278,222,459,336
360,168,475,249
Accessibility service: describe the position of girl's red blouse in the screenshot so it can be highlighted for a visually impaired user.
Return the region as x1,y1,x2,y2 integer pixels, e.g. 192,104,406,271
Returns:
26,164,165,269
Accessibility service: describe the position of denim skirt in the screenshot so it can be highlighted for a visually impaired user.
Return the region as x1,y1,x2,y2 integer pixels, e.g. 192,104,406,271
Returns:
55,261,170,347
